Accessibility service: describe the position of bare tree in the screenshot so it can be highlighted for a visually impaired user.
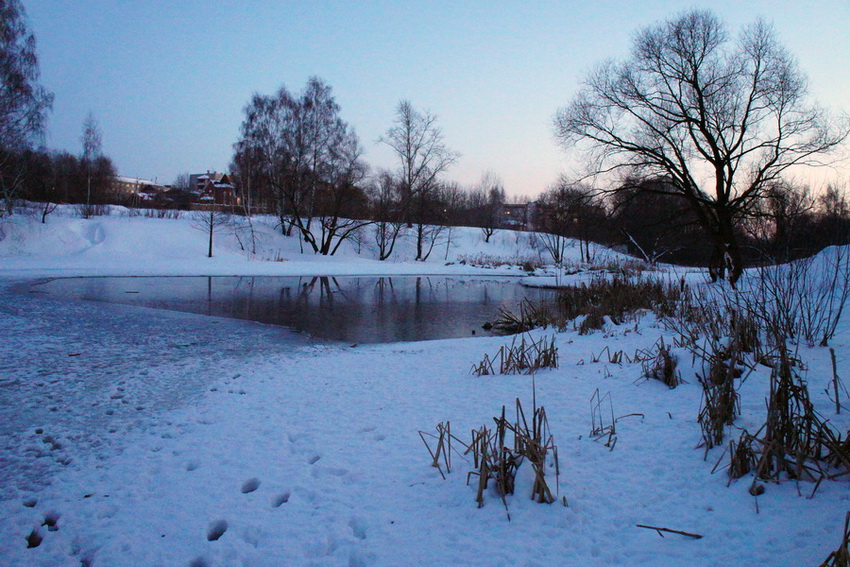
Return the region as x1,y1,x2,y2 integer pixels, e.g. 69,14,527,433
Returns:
469,171,506,243
554,10,848,284
0,0,53,215
191,208,231,258
369,170,406,261
79,112,102,216
173,172,191,192
437,180,466,260
380,100,459,260
234,77,369,255
537,180,606,263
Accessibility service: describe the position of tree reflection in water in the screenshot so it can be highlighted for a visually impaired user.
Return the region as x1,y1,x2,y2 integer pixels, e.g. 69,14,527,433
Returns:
35,276,556,343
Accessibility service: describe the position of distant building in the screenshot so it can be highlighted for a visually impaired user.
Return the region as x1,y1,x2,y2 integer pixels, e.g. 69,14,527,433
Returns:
189,172,224,194
113,176,165,199
190,171,238,205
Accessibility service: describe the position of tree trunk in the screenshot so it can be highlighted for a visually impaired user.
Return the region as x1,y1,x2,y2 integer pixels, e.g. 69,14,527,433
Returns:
708,214,742,285
416,223,424,261
208,210,214,258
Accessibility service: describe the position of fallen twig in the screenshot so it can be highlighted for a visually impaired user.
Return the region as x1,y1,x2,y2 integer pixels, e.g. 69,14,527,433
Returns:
636,524,703,539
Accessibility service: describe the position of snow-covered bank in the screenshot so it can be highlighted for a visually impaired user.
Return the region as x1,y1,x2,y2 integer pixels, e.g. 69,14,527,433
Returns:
1,207,848,566
0,205,585,279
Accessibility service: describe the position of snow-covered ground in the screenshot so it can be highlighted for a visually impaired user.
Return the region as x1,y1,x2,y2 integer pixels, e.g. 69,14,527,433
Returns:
1,205,848,566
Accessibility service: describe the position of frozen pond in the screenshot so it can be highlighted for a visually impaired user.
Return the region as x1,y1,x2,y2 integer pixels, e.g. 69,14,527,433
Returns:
32,275,556,343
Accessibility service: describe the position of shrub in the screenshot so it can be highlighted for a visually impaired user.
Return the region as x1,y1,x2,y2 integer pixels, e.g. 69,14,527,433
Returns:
457,253,543,271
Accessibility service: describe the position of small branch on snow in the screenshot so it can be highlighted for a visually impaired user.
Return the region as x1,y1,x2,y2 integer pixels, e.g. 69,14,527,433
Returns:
636,524,703,539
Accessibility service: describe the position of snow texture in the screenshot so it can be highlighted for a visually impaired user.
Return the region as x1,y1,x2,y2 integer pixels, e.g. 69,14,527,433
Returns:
0,205,847,566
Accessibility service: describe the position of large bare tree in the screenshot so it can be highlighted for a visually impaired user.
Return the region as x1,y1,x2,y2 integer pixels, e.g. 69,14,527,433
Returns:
234,77,369,255
0,0,53,215
554,10,847,283
380,100,459,260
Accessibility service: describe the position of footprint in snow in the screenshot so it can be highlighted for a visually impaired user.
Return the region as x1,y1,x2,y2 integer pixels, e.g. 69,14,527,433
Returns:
241,478,261,493
26,528,42,548
311,466,349,479
206,520,228,541
43,512,60,532
272,492,290,507
307,455,321,465
349,517,367,540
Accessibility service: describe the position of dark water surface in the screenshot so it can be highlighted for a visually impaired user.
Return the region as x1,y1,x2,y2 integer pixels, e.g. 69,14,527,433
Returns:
34,276,556,343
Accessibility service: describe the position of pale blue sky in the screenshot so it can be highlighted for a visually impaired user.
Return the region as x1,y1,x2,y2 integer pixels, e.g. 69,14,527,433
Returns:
26,0,850,197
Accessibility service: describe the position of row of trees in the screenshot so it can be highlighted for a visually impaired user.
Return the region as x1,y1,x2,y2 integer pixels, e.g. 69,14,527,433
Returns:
230,79,511,259
535,176,850,269
3,2,848,276
2,145,115,207
1,1,119,216
227,10,847,275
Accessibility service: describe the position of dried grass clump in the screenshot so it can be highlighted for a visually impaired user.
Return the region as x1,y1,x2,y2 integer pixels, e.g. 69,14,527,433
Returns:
490,275,684,336
595,258,654,277
664,289,754,449
641,338,681,388
590,346,624,364
419,421,454,479
419,396,561,518
471,335,558,376
558,275,683,334
716,343,850,500
488,299,561,335
696,347,742,451
467,400,559,511
725,434,757,481
590,389,617,449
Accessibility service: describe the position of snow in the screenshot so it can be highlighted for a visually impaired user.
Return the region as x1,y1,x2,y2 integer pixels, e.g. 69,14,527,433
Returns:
0,204,848,566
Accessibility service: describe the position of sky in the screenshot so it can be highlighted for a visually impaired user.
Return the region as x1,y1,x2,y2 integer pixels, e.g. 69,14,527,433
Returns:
25,0,850,199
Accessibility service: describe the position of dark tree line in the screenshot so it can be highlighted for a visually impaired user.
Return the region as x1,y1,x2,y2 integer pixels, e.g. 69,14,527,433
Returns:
1,1,121,216
0,148,116,207
532,175,850,269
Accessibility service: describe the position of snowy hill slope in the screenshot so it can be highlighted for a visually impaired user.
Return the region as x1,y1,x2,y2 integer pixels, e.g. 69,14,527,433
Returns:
0,204,625,278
